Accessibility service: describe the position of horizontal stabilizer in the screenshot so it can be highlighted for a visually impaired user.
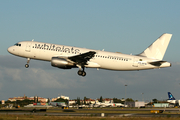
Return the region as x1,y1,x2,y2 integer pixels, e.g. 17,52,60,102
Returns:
148,61,167,66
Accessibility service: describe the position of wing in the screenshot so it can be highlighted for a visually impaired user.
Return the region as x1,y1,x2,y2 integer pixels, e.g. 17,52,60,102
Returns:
68,51,96,66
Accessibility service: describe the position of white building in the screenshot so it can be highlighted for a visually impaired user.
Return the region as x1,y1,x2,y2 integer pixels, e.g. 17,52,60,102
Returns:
69,100,76,105
126,101,145,107
60,95,69,100
51,95,70,102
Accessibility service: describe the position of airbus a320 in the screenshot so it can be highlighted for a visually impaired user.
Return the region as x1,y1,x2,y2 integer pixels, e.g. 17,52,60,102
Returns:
7,33,172,77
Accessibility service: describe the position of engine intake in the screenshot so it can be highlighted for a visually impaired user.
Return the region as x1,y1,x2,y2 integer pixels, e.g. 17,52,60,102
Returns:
51,57,75,69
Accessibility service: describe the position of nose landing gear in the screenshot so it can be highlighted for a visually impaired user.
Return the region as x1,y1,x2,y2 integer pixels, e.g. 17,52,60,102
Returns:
25,58,30,68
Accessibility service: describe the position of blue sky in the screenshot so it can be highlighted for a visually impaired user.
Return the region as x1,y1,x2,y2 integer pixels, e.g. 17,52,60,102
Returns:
1,0,180,101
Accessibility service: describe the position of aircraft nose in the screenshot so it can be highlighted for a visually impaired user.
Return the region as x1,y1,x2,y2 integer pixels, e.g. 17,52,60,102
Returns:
7,46,13,54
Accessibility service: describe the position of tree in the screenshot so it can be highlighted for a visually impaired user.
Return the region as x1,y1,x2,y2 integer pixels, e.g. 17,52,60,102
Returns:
55,98,68,105
152,99,158,103
84,97,86,105
76,97,81,105
113,98,123,103
99,96,103,102
5,99,34,107
126,98,134,102
47,98,50,103
34,96,37,103
37,96,39,103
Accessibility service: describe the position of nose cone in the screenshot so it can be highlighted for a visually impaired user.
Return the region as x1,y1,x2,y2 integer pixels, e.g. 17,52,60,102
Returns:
7,46,13,54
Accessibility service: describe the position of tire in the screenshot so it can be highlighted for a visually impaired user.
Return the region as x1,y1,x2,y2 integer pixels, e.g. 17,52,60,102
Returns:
78,70,83,75
81,71,86,76
25,64,29,68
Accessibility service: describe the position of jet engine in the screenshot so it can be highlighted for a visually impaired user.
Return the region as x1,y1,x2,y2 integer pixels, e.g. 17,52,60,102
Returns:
51,57,75,69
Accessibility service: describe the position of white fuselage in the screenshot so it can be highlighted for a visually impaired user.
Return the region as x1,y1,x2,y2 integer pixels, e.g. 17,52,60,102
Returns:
7,41,171,71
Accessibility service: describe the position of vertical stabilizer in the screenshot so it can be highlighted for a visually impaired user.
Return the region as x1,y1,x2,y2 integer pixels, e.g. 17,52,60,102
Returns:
168,92,176,100
139,33,172,60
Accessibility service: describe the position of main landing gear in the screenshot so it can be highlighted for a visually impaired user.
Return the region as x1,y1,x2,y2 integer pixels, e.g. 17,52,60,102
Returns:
25,58,30,68
77,67,86,77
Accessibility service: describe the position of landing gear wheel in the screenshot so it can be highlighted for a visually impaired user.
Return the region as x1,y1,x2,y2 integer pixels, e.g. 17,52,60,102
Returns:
78,70,83,76
81,71,86,77
25,64,29,68
77,70,86,76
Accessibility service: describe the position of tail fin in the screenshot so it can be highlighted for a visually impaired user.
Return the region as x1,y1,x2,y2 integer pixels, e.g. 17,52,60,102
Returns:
139,33,172,60
168,92,176,100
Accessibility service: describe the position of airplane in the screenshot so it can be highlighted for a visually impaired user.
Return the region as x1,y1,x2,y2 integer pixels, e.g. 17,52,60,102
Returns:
167,92,177,104
7,33,172,76
93,100,124,107
93,100,111,107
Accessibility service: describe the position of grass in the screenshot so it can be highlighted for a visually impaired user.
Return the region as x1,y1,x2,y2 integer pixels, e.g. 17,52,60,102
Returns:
1,107,180,119
1,115,180,120
47,108,180,114
47,109,151,114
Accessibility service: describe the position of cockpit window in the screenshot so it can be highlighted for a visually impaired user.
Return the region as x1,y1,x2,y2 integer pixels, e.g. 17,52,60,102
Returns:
14,43,18,46
14,43,21,46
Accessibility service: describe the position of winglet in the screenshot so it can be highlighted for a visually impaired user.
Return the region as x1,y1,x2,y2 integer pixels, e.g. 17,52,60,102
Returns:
138,33,172,60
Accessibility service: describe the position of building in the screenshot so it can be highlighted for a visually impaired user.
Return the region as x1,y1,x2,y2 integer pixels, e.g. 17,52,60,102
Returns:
34,96,48,103
104,98,113,103
1,100,5,104
126,101,145,107
69,100,76,105
8,95,48,103
51,95,69,102
68,98,96,105
60,95,69,100
51,97,58,102
97,98,113,103
87,99,96,104
153,103,169,107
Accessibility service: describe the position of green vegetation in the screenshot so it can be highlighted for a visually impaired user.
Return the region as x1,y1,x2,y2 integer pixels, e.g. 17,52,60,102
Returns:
77,97,81,105
84,96,87,105
4,99,34,107
54,98,68,105
99,96,103,102
1,115,180,120
126,98,134,102
113,98,124,104
153,98,158,103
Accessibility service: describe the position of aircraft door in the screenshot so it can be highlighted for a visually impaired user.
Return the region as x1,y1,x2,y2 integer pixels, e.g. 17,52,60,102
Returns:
133,58,138,67
25,42,31,52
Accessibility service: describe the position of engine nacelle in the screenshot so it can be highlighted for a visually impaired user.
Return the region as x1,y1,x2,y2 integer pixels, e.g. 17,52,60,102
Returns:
51,57,75,69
